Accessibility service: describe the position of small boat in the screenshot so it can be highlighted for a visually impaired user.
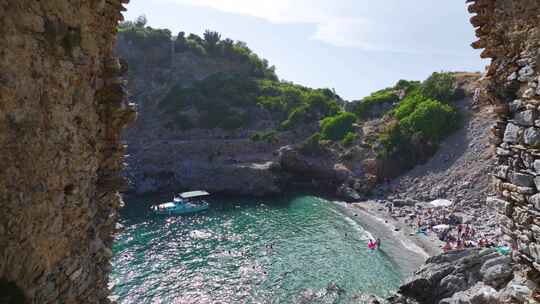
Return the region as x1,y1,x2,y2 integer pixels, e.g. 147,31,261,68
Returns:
151,190,210,215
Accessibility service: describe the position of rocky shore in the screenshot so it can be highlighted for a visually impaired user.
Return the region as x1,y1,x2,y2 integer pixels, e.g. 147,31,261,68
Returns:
387,248,529,304
344,200,538,304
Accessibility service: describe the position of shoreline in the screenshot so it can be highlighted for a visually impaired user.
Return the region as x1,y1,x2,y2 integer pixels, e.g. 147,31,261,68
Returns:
334,201,443,278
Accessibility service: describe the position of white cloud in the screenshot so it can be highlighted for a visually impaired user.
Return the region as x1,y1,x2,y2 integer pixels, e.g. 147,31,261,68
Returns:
170,0,368,46
171,0,339,24
168,0,475,55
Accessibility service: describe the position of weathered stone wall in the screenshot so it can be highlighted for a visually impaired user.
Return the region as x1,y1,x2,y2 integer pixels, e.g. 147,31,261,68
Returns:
0,1,134,303
469,0,540,292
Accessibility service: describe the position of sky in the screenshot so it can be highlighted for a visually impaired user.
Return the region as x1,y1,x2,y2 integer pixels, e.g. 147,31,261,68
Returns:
122,0,487,101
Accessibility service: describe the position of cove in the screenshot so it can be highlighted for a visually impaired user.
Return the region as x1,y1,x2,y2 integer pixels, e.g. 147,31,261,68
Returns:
111,195,402,303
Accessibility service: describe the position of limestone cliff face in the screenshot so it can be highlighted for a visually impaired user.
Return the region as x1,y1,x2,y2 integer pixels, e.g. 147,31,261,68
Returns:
470,0,540,292
0,1,134,303
116,37,285,196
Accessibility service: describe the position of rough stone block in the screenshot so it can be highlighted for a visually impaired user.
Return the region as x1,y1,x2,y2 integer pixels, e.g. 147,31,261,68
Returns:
509,172,534,187
524,127,540,146
487,196,513,216
495,165,509,179
531,225,540,241
503,123,521,143
534,160,540,173
535,176,540,191
518,65,535,82
515,110,536,126
530,193,540,210
530,243,540,263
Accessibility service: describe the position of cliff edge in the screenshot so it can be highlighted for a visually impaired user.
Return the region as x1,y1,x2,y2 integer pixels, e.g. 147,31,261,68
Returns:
0,1,134,302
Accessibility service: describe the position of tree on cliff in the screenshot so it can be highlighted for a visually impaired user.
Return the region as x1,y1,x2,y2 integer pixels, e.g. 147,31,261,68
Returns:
204,30,221,54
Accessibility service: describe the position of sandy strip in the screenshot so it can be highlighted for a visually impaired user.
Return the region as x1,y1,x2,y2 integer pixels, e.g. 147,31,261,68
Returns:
333,201,443,278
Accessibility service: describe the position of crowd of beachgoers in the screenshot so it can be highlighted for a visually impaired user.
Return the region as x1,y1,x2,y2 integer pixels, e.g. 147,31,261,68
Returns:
383,201,510,254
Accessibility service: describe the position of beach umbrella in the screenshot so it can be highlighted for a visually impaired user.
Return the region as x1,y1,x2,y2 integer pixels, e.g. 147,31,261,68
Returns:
429,199,453,208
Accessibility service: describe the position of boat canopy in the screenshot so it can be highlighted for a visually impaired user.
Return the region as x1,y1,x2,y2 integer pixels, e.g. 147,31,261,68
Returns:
179,190,210,199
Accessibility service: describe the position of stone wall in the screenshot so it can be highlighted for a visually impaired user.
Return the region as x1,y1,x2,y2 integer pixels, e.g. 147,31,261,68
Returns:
469,0,540,291
0,1,134,303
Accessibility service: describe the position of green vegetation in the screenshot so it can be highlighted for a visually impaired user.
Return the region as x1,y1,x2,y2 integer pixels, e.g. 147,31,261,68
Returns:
399,99,460,142
352,80,420,120
342,132,357,147
118,16,172,49
319,112,356,141
376,72,462,162
119,17,277,80
353,88,399,120
279,90,341,130
175,31,277,80
420,72,464,102
161,73,342,131
250,130,278,143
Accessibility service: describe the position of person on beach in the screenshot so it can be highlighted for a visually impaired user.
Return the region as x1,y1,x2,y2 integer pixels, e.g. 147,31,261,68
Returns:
376,238,381,249
368,239,377,250
442,241,452,252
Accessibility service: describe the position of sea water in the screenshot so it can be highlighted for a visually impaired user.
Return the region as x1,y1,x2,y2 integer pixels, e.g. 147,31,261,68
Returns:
111,195,401,303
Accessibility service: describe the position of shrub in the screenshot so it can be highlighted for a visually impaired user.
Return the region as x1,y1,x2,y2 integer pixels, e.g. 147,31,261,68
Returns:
320,112,357,141
185,39,207,57
400,99,460,142
395,79,421,93
250,133,262,141
203,30,221,54
306,90,340,117
342,132,357,146
420,72,458,103
379,95,461,161
251,131,278,143
377,120,405,157
354,88,399,120
393,92,429,120
280,105,310,130
118,19,171,50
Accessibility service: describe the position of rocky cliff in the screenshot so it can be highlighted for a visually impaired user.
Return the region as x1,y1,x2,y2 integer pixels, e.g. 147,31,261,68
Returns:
470,0,540,299
116,27,382,199
388,249,517,304
386,1,540,303
0,1,134,303
117,26,481,200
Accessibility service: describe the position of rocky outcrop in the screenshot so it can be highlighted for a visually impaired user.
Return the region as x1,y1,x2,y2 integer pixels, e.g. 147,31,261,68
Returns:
387,249,523,304
469,0,540,300
126,137,282,195
0,1,134,303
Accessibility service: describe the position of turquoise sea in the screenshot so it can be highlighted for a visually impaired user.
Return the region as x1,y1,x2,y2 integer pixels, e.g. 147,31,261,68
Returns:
111,195,401,303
